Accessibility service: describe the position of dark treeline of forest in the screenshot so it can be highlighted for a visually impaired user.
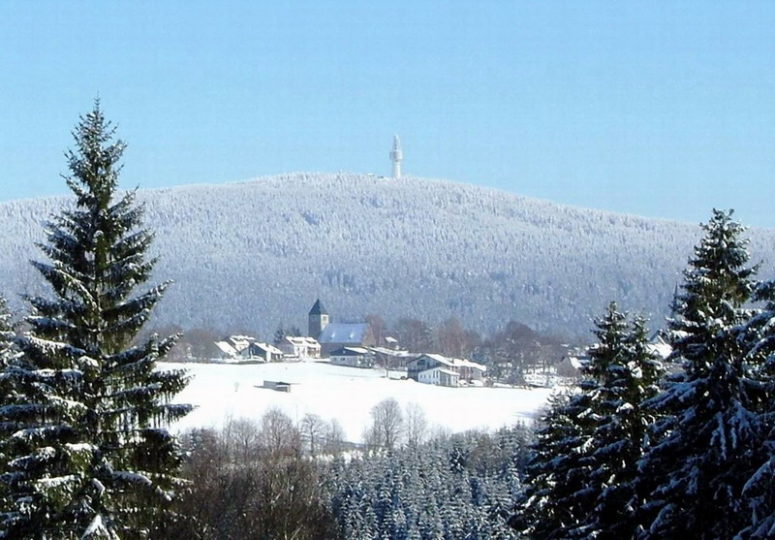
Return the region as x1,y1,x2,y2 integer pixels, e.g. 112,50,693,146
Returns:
159,407,530,539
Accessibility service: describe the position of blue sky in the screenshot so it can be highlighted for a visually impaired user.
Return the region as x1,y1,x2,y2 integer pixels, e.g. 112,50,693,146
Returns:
1,1,774,227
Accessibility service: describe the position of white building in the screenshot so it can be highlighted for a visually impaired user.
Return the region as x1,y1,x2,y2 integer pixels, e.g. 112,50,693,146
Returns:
214,335,257,361
245,342,284,363
417,366,459,387
279,336,321,361
369,346,418,371
407,354,486,387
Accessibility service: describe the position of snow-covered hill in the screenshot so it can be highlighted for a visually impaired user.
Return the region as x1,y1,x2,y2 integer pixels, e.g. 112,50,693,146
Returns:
1,172,773,337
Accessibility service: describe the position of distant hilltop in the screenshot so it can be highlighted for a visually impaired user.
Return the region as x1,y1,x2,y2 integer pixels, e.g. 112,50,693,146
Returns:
1,172,774,338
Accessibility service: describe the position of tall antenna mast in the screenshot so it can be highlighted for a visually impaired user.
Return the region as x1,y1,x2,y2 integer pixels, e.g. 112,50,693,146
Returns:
390,135,403,179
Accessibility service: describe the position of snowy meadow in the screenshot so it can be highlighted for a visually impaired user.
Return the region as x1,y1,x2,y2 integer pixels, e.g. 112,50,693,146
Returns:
165,361,552,442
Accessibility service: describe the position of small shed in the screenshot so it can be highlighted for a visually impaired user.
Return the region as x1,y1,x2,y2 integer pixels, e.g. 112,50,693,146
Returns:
262,380,293,393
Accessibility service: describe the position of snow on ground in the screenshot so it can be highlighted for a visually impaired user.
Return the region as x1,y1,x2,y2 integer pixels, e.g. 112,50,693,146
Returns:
161,361,553,443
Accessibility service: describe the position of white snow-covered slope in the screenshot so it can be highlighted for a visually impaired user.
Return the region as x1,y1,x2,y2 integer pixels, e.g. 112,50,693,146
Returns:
1,172,773,337
163,361,552,441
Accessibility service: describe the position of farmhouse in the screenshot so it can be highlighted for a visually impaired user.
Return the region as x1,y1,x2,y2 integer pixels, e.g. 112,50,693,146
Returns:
329,346,374,368
407,354,486,387
370,346,419,371
418,366,459,387
214,335,257,361
246,342,284,363
278,335,322,361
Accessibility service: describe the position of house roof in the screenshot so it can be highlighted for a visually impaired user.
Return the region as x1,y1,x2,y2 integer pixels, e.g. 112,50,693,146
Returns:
330,346,371,356
318,323,369,344
309,299,327,315
411,354,486,373
224,335,253,353
417,353,452,365
251,342,283,355
455,358,487,372
369,347,416,358
215,341,238,357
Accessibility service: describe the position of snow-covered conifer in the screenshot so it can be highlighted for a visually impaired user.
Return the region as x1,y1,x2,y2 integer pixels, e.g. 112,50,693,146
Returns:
510,389,593,538
326,428,523,538
0,102,191,539
734,280,775,538
579,307,662,538
637,209,769,539
512,302,661,539
273,324,286,346
0,296,17,511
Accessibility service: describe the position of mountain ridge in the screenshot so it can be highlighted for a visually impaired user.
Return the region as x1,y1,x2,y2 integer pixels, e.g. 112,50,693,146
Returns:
1,172,773,339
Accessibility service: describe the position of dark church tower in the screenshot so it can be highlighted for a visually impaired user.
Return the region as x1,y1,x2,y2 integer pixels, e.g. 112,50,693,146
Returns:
308,299,329,339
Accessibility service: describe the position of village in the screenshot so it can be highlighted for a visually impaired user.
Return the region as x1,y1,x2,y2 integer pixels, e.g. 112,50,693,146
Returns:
209,299,675,390
211,299,491,388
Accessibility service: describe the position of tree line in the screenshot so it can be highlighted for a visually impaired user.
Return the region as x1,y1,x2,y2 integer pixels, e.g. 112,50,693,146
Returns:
163,407,531,539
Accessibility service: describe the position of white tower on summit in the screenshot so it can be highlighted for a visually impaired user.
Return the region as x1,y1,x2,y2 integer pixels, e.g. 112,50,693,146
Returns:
390,135,403,179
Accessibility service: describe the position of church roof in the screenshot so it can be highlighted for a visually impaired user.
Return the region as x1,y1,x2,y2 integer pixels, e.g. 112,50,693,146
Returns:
309,298,327,315
318,323,369,345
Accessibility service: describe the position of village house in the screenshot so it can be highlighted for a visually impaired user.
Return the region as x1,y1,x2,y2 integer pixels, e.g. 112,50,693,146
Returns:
213,336,286,363
329,346,375,368
418,365,459,387
278,335,322,361
214,335,256,360
370,346,419,371
406,354,487,387
246,342,284,363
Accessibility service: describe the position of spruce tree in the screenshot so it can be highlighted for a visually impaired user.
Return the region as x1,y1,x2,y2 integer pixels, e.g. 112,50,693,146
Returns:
0,297,13,361
637,209,768,538
511,302,661,539
509,389,593,538
0,103,191,539
735,280,775,538
0,296,17,513
579,308,662,538
273,324,286,346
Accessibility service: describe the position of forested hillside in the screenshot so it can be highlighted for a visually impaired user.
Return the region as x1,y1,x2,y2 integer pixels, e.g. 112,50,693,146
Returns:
1,172,773,337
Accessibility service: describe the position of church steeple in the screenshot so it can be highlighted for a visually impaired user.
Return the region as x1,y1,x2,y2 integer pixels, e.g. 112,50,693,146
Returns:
308,299,329,338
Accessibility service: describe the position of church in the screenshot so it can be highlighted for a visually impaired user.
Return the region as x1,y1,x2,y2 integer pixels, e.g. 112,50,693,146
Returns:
308,299,375,356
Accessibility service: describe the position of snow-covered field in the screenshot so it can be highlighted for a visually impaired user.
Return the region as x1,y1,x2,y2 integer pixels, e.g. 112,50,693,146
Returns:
162,361,553,443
